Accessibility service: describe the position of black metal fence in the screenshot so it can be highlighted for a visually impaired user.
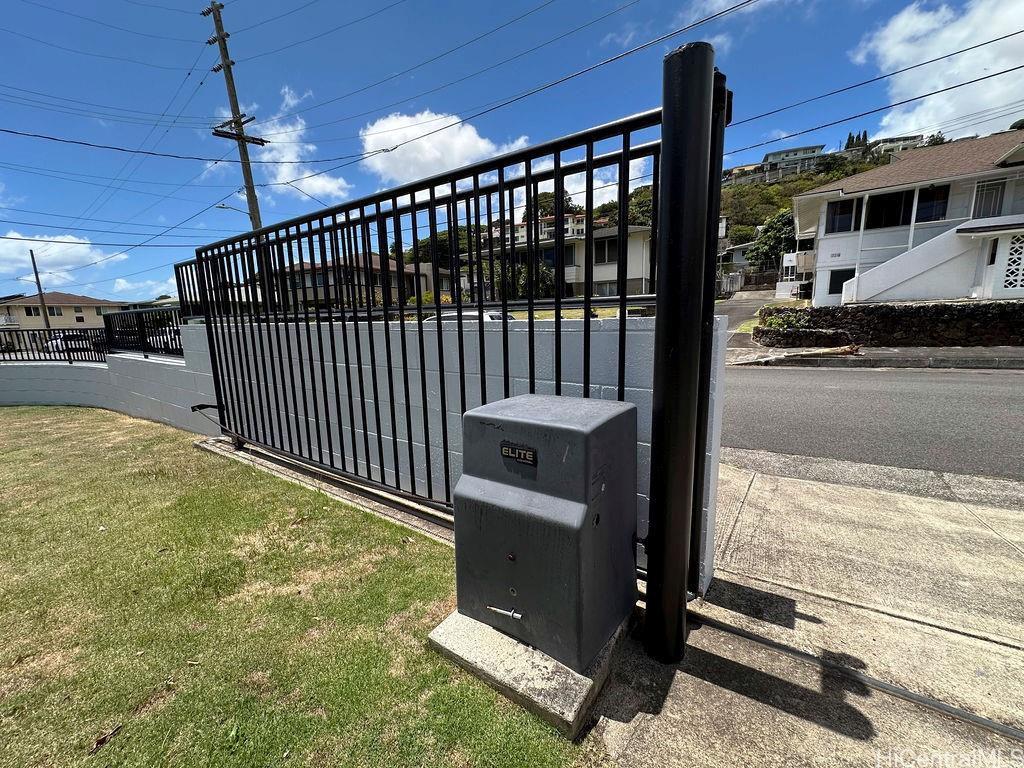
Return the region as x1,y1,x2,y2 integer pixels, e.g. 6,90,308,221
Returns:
0,328,108,363
175,260,203,319
103,307,184,357
186,44,728,661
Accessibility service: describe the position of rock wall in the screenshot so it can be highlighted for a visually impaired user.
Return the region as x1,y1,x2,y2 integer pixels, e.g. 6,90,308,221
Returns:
756,300,1024,347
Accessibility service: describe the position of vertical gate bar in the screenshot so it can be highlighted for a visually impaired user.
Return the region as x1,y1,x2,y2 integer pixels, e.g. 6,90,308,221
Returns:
427,189,452,504
342,213,371,479
553,152,564,396
645,42,715,663
217,246,246,437
284,232,313,460
649,150,661,292
375,209,401,489
447,181,467,415
583,141,595,398
616,130,631,401
524,164,536,393
391,199,417,495
359,213,386,484
319,223,345,472
256,234,287,453
239,236,271,447
410,203,434,498
195,251,228,433
297,230,327,466
472,177,487,405
236,237,266,444
465,191,476,306
688,71,730,594
499,173,511,399
275,240,299,456
486,190,496,303
308,223,335,469
230,241,261,444
328,219,356,474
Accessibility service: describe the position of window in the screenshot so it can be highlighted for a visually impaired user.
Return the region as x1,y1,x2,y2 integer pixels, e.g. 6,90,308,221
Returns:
73,306,82,313
824,198,861,234
828,268,856,295
314,272,325,288
95,307,103,316
564,243,574,267
593,280,617,296
782,265,797,280
540,245,575,267
47,306,63,317
973,179,1006,219
75,316,85,323
25,306,41,317
988,239,999,266
865,190,914,230
915,185,949,223
594,238,618,264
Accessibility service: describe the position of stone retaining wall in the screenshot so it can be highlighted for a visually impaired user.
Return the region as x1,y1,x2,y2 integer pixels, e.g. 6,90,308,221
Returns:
756,300,1024,347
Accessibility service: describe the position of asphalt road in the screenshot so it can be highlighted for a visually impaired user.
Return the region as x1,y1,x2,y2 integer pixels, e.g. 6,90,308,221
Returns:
716,290,776,331
722,366,1024,481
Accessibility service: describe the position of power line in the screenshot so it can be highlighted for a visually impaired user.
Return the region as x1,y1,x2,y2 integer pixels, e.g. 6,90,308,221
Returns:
1,234,205,247
0,160,241,188
284,0,764,186
263,0,562,123
233,0,321,34
16,0,200,43
0,217,230,238
235,0,412,63
255,0,638,140
0,205,240,233
725,63,1024,155
0,126,370,164
118,0,199,16
0,82,219,120
730,27,1024,127
0,26,193,70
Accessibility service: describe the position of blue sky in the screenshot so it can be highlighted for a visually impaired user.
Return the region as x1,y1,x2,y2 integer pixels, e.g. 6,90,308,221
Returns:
1,0,1021,299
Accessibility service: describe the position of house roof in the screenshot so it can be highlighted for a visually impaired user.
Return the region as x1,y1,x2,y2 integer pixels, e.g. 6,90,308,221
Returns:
797,130,1024,198
0,291,122,306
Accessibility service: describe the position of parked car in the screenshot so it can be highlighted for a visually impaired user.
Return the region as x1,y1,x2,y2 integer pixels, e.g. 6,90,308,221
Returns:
44,331,96,352
437,310,515,322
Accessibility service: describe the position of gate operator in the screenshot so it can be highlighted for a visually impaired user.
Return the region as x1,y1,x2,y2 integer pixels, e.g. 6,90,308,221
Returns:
454,394,637,673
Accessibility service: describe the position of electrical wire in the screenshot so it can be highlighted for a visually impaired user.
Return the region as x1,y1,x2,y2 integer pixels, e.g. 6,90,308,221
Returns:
0,25,193,70
235,0,412,63
725,63,1024,155
15,0,200,43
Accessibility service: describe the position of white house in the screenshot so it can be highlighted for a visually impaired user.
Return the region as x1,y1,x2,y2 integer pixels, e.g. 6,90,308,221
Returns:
777,129,1024,306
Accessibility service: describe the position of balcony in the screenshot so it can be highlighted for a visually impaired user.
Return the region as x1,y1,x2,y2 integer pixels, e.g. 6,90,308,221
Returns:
0,315,19,328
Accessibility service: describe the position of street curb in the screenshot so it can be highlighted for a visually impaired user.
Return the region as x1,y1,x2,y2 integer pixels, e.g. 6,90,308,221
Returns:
736,355,1024,369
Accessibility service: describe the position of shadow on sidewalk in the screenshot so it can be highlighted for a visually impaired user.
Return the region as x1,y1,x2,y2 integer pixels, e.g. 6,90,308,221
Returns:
703,578,824,630
591,622,875,742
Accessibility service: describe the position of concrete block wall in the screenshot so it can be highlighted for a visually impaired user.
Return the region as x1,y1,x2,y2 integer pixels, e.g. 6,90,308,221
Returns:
206,315,728,542
0,325,219,436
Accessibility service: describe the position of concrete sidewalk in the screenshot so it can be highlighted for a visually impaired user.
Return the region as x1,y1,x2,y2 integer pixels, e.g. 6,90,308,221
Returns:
728,345,1024,369
588,450,1024,765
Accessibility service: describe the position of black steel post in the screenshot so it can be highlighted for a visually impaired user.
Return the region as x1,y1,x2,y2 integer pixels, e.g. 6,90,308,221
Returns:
688,71,731,594
644,42,716,663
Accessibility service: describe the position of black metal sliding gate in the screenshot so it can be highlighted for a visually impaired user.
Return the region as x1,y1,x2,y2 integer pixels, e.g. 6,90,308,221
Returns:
183,44,729,661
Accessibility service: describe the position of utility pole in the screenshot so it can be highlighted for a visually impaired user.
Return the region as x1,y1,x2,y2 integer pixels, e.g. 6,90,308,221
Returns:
29,249,51,330
202,1,265,232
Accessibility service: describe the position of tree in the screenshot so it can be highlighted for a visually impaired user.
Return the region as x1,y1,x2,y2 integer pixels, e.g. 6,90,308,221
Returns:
923,132,948,146
727,224,757,245
592,185,654,227
525,190,583,221
154,294,172,300
745,209,795,271
1011,118,1024,130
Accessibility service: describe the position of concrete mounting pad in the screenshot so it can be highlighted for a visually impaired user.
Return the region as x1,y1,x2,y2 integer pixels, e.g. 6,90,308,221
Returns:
428,610,629,739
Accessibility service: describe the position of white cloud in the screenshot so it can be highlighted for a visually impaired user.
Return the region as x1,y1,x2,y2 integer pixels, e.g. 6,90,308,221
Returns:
359,110,529,187
0,232,124,288
112,276,177,298
602,22,643,49
851,0,1024,139
254,86,353,203
672,0,802,28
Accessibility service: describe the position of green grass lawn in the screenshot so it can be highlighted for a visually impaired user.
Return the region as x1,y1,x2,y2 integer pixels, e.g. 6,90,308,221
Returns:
0,406,579,768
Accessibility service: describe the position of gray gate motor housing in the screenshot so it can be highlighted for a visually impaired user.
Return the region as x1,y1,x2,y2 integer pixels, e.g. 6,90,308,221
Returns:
454,394,638,673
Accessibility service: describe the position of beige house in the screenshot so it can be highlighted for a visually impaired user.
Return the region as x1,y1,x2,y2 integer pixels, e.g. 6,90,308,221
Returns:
0,292,128,330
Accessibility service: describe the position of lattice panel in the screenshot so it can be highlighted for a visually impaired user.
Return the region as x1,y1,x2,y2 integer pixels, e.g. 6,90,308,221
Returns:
1005,235,1024,290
